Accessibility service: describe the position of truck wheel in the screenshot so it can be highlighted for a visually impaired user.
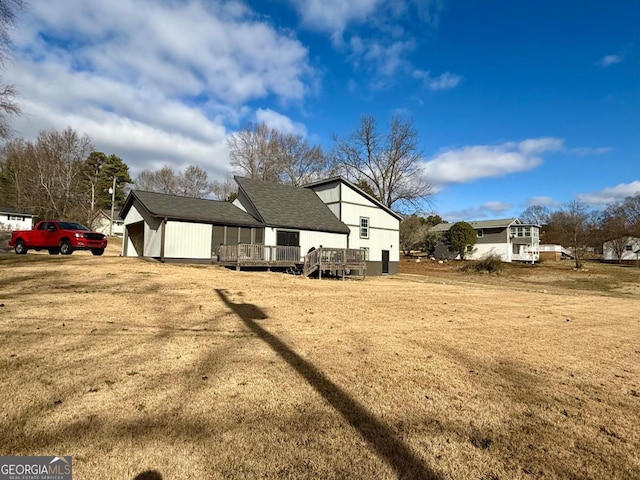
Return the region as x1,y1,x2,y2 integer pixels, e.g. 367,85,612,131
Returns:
59,240,73,255
91,248,105,256
48,248,60,255
14,240,27,255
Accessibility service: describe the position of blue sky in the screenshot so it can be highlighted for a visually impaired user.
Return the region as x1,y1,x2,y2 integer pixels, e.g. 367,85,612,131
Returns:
6,0,639,220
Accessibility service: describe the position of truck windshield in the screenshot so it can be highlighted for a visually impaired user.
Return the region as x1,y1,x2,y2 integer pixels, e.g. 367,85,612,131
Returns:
58,222,90,231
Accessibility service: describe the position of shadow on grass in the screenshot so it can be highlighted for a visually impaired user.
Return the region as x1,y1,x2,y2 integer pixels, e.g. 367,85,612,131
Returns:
132,470,162,480
215,288,441,480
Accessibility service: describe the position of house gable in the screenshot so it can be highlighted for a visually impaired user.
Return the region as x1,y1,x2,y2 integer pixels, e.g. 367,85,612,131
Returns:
234,176,350,234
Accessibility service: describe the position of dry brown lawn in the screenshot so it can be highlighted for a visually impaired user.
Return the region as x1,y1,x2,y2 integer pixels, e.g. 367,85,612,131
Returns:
0,243,638,479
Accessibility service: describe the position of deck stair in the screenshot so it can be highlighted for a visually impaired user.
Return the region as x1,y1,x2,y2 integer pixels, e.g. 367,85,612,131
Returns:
303,247,367,280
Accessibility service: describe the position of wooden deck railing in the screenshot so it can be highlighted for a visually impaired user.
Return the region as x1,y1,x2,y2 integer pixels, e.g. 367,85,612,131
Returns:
303,247,367,279
218,244,300,267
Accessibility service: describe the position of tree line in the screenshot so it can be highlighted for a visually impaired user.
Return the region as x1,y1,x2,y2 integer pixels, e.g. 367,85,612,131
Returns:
0,128,132,228
400,195,640,266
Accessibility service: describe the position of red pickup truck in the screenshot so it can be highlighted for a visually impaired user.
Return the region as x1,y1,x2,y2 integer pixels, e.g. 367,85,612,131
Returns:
9,221,108,256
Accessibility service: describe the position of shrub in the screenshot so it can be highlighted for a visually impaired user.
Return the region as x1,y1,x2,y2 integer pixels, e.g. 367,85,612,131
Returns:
461,254,504,274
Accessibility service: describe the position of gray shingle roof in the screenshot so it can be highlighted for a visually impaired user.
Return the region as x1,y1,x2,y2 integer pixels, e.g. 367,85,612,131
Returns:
431,218,523,232
0,206,36,216
235,176,350,234
121,191,263,226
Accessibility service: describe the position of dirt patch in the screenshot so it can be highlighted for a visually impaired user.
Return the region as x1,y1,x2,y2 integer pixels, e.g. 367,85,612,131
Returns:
0,254,638,479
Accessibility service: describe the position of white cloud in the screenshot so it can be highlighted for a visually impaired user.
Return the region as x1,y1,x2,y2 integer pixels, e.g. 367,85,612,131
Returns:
6,0,316,179
291,1,447,89
255,109,307,136
441,201,512,223
423,137,564,187
597,54,623,67
413,70,462,91
568,146,613,156
290,0,383,34
577,181,640,206
482,201,511,213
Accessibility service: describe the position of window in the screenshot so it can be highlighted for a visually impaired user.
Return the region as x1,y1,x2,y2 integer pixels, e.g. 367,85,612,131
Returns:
476,229,483,238
359,217,370,239
276,230,299,247
9,215,24,221
626,245,633,251
360,247,369,261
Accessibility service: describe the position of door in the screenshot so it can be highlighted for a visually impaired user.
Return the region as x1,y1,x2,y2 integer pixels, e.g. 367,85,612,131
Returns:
382,249,389,274
276,230,299,262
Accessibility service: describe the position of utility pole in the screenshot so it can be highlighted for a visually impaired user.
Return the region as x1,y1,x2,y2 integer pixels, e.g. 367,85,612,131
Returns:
109,176,116,236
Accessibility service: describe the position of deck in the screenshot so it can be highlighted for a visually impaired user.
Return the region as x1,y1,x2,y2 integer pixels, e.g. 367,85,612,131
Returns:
217,244,367,279
303,247,367,279
218,244,300,269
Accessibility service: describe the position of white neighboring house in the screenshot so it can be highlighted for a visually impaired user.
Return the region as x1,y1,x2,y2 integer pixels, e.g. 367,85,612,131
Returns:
93,210,125,236
431,218,540,263
0,207,36,231
304,177,402,275
603,236,640,261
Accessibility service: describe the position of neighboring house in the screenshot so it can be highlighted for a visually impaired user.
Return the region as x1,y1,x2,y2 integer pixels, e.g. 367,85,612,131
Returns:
304,177,402,275
0,207,36,231
119,176,400,275
93,210,125,236
603,237,640,261
430,218,540,263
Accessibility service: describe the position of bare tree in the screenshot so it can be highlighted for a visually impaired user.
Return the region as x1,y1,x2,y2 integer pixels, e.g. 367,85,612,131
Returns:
547,200,589,269
133,169,157,192
331,115,431,210
32,127,94,219
520,205,551,225
601,194,640,261
0,0,25,139
211,176,237,201
134,165,215,198
275,133,327,186
0,137,32,207
177,165,212,198
228,123,281,182
399,215,429,256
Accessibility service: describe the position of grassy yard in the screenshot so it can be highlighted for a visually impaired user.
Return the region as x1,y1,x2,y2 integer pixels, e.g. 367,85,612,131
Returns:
0,250,638,479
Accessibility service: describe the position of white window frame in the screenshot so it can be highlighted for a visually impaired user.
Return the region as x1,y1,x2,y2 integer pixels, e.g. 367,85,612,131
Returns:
359,217,370,239
476,229,483,238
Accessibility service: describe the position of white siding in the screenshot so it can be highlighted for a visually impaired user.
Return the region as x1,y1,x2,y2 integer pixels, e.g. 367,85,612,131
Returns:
144,217,162,257
603,237,640,260
469,243,511,261
124,205,144,225
300,230,347,256
312,183,340,204
339,183,400,262
264,227,347,261
0,213,33,231
164,221,212,259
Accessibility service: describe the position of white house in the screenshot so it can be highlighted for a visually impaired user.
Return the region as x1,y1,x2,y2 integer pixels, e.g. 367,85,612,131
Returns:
232,176,351,259
603,236,640,262
0,207,36,231
431,218,540,263
93,210,125,237
304,177,402,275
119,176,401,275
